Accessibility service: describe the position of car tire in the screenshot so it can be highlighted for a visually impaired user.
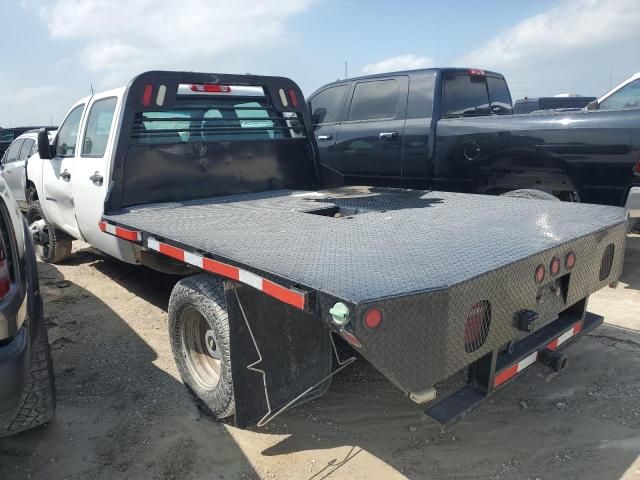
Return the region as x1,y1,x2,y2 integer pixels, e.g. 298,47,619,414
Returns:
168,274,235,420
500,189,561,201
26,201,72,264
0,324,56,438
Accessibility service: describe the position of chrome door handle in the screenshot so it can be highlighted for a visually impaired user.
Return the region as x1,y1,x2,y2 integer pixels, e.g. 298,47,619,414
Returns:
317,134,333,140
379,131,399,139
89,171,104,185
61,169,71,181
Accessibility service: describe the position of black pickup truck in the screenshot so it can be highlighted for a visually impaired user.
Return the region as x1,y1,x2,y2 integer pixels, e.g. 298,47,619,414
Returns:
308,68,640,219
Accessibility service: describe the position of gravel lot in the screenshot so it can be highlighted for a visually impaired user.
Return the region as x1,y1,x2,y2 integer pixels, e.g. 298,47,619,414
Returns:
1,236,639,480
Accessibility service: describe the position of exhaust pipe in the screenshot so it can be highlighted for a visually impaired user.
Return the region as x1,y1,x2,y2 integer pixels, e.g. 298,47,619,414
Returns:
538,349,568,372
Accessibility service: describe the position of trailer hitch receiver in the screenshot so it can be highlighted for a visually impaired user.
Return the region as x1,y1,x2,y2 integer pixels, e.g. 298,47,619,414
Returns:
538,348,568,372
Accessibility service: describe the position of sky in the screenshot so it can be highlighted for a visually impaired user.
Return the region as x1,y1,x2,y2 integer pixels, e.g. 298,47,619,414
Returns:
1,0,639,126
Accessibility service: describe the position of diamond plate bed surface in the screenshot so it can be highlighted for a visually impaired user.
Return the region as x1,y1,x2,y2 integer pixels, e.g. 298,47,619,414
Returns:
103,187,627,303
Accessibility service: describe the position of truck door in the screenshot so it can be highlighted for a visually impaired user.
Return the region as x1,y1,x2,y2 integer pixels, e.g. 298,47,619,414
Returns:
41,103,85,238
72,93,138,263
13,138,35,207
1,139,24,205
334,76,408,181
308,83,349,175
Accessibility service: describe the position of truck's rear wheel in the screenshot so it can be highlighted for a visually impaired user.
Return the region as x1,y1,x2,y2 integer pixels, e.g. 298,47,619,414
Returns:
500,189,561,201
168,274,234,419
0,323,56,438
26,201,72,264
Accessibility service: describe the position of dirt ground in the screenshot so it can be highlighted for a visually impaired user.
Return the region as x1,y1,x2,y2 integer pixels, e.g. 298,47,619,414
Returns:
1,236,639,480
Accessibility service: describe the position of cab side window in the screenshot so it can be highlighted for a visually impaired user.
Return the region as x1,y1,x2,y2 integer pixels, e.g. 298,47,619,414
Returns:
310,84,348,125
599,79,640,110
19,139,35,160
347,79,400,122
4,139,24,163
56,105,85,157
82,97,118,157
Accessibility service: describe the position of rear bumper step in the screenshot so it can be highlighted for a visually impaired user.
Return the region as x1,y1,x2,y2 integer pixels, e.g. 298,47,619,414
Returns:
425,311,603,426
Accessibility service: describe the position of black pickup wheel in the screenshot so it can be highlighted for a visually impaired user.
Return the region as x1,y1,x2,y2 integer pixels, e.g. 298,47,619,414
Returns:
168,274,235,420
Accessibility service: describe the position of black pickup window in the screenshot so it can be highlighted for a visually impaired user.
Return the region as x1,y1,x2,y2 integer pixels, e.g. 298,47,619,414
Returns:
131,96,304,145
444,74,512,117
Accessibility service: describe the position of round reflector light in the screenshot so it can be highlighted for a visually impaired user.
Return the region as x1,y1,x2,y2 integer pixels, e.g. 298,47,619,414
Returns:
364,308,382,329
535,264,546,284
550,257,561,276
566,252,576,270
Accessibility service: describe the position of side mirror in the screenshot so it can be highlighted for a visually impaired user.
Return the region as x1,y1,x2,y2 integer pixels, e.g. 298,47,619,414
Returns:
37,129,52,159
586,100,599,111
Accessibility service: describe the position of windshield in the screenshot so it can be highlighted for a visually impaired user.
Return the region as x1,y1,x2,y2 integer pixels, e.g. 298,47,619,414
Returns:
599,79,640,110
443,74,513,118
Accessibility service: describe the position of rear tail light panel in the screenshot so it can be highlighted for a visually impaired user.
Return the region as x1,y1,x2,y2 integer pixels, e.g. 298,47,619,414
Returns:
464,301,492,353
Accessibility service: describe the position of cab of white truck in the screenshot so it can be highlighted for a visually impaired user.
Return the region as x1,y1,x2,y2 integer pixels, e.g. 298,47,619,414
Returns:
27,86,139,264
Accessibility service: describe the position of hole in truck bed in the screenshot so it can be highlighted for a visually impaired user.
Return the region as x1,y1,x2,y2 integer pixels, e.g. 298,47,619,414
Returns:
303,205,360,218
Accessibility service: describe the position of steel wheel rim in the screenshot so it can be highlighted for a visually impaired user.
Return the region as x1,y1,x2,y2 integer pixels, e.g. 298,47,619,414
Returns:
29,213,50,259
181,306,221,390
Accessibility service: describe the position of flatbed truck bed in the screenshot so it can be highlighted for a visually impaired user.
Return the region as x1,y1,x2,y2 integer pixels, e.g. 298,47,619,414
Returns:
103,187,625,303
102,185,627,426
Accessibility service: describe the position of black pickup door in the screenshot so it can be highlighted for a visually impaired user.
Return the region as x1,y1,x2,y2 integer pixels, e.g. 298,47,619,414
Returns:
434,108,640,206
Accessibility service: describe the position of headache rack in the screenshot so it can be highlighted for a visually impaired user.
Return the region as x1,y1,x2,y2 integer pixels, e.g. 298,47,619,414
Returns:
105,71,321,212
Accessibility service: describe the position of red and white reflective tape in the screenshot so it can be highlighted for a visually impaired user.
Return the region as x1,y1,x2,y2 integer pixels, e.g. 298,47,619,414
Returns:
493,321,583,388
146,237,306,310
98,221,142,242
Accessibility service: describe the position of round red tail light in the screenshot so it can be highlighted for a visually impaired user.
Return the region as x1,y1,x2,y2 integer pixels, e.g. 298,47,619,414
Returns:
364,308,382,329
566,252,576,270
535,264,546,284
550,257,560,276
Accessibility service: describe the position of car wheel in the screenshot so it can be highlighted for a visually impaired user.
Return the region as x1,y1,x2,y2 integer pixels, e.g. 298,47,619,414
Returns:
0,323,56,438
168,274,235,420
500,189,561,202
26,201,72,264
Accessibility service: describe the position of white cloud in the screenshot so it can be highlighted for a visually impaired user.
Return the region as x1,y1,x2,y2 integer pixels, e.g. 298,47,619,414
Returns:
0,85,76,126
455,0,640,99
32,0,319,86
361,54,434,75
458,0,640,69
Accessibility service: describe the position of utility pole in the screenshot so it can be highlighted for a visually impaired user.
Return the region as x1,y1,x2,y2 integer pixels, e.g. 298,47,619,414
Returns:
90,82,95,95
344,61,348,79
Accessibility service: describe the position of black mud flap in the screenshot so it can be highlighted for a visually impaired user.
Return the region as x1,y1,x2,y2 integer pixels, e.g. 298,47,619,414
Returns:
225,283,335,428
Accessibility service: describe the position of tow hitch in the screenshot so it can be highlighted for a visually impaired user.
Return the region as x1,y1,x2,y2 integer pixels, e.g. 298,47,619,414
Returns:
426,309,603,426
29,219,49,246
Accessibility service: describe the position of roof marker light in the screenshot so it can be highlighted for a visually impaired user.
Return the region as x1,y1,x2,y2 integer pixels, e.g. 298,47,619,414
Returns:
279,88,289,107
189,84,231,93
142,84,153,107
156,84,167,106
288,89,299,108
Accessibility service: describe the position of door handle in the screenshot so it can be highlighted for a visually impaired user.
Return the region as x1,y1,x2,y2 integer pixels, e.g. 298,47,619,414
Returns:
317,134,333,140
89,171,104,185
379,131,399,139
61,169,71,181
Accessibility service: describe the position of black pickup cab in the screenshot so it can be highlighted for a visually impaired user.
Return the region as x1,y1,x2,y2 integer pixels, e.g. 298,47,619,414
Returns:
308,68,640,213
